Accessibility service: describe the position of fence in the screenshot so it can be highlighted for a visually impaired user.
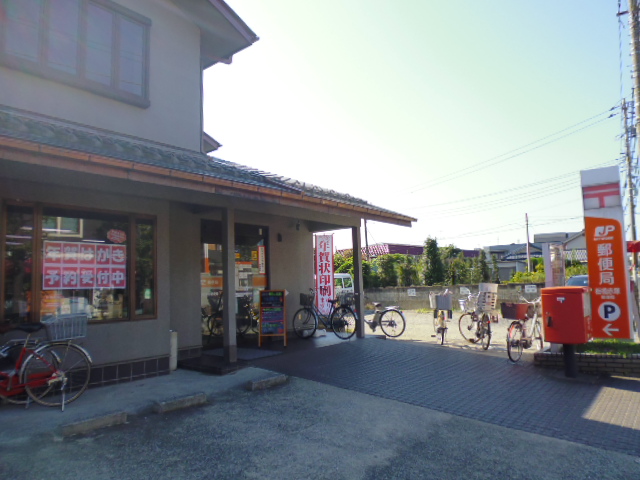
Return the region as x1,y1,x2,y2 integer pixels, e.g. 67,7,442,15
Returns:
363,284,544,311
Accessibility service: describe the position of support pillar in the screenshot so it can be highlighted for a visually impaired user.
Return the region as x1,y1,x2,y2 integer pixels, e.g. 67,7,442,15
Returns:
222,208,237,364
352,224,366,338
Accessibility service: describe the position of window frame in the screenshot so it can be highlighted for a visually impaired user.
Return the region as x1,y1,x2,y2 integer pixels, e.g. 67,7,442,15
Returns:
1,202,157,324
0,0,151,108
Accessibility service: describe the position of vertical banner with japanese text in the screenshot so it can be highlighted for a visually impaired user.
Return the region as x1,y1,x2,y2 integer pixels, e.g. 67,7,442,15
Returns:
581,166,634,340
315,235,334,316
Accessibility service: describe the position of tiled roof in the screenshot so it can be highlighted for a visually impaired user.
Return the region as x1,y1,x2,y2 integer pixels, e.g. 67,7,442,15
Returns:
0,106,414,223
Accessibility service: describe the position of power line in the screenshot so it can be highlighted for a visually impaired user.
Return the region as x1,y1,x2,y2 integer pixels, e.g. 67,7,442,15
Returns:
406,107,619,193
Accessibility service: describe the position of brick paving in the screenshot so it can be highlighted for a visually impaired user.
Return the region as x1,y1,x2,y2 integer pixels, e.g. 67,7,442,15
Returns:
253,336,640,457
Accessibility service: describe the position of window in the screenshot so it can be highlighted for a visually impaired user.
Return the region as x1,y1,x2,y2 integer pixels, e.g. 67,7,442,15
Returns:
0,0,150,107
200,221,268,315
1,204,156,324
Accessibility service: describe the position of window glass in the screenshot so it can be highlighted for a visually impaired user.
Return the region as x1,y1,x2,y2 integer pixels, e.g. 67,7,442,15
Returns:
0,0,149,105
200,222,268,324
85,3,113,86
135,219,154,316
4,0,42,61
41,208,129,321
118,17,144,96
47,0,80,74
3,206,34,323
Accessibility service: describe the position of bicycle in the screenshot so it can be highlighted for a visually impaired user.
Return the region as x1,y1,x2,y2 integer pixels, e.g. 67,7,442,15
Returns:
0,313,92,411
503,296,544,362
364,301,406,338
238,295,260,335
204,291,253,338
430,289,452,345
458,290,496,350
292,289,357,340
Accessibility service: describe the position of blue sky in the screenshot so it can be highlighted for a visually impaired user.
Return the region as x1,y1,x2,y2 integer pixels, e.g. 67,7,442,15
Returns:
203,1,631,251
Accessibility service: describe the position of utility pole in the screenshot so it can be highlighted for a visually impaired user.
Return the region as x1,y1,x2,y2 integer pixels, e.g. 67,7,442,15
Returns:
623,100,638,270
628,2,640,248
525,213,531,272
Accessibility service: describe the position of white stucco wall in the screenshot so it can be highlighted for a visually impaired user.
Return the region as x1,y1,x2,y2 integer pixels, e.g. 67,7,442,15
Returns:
0,0,203,151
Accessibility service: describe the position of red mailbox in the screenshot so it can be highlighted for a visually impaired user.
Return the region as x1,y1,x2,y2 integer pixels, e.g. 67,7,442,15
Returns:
541,286,592,344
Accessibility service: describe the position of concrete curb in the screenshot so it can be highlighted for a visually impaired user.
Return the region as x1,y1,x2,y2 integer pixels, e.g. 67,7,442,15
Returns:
60,411,128,437
246,374,288,391
153,392,208,413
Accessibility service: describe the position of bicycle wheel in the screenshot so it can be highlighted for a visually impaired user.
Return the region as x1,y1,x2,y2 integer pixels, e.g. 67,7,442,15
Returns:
207,313,223,337
331,306,357,340
480,314,491,350
432,311,438,334
458,313,480,343
293,308,317,339
507,321,524,362
379,309,406,338
236,313,250,336
0,343,31,404
23,343,91,408
437,327,446,345
532,319,544,351
249,309,260,334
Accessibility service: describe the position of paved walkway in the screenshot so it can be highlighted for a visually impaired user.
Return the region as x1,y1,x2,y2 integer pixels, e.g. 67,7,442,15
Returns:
253,337,640,457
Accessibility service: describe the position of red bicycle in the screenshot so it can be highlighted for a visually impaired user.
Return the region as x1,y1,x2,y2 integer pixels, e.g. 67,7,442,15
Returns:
0,314,92,411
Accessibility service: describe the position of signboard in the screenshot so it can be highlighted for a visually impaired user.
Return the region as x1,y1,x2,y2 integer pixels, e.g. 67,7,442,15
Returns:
258,290,287,347
315,235,334,315
581,167,634,340
43,241,126,290
543,243,565,287
524,285,537,294
407,288,416,297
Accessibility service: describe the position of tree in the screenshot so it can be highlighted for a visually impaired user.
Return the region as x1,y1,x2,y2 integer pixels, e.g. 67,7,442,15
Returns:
374,254,403,287
334,251,351,273
440,244,461,285
478,249,491,282
450,252,469,285
397,255,419,286
422,237,445,285
491,254,500,283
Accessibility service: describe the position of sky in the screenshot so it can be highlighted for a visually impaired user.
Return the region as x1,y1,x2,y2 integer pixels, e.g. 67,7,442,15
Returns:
203,1,633,252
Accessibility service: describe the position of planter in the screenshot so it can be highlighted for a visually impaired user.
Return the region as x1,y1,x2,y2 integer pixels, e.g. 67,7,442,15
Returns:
534,351,640,378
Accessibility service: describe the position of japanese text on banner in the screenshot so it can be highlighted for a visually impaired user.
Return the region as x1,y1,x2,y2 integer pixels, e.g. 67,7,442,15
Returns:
315,235,334,315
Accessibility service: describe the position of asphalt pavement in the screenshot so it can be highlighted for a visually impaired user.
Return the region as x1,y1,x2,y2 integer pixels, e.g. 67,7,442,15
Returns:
1,311,639,479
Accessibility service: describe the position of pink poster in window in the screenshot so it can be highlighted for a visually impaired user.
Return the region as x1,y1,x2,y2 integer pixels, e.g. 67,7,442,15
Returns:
44,242,63,264
43,241,126,290
62,266,79,288
79,268,96,288
63,243,79,264
43,266,62,289
79,244,96,265
314,235,334,315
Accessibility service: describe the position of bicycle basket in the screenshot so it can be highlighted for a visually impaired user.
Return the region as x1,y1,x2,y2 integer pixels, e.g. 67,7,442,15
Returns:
338,293,354,306
42,313,88,341
300,293,315,307
435,294,452,311
476,292,497,313
500,302,530,320
428,292,436,309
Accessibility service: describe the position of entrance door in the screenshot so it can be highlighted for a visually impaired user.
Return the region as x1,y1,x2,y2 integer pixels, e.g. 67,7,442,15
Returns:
200,220,268,337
